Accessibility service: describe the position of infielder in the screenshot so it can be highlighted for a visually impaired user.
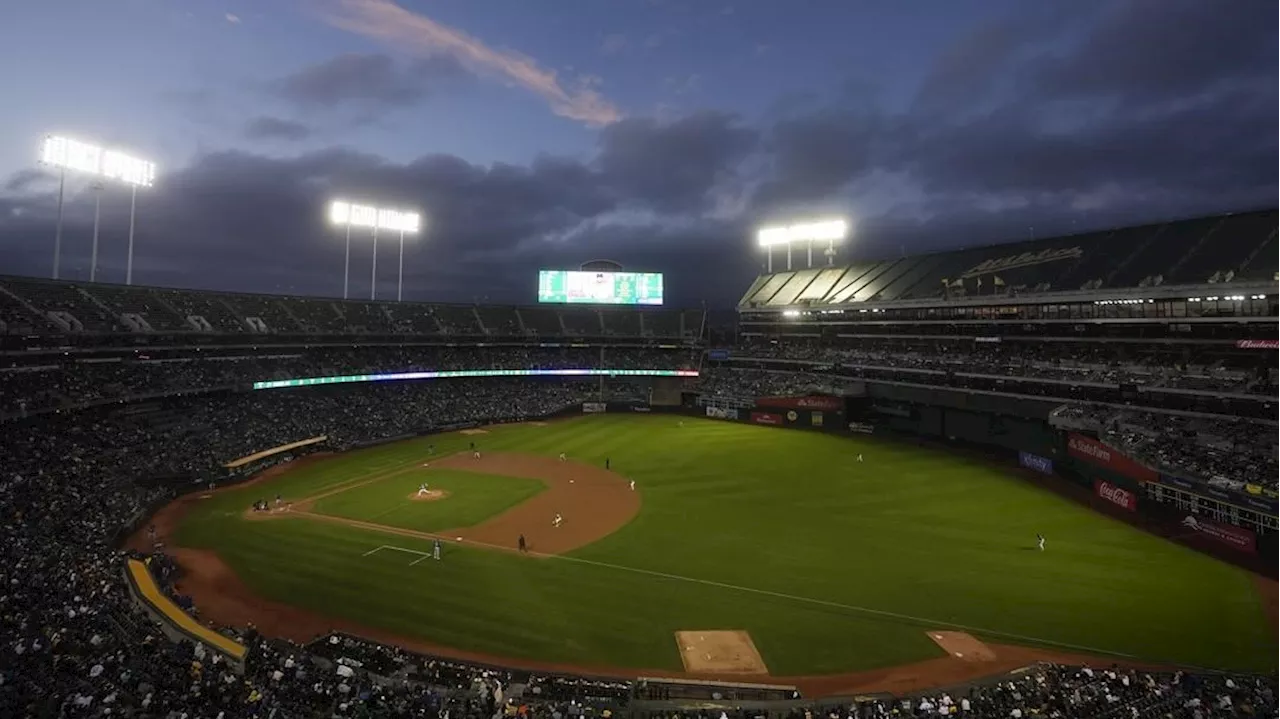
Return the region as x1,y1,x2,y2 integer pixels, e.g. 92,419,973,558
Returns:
417,483,431,497
473,450,481,459
559,452,567,462
553,513,563,528
629,480,635,491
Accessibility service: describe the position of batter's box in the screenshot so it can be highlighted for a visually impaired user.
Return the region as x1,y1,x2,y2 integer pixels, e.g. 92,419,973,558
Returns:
675,630,769,674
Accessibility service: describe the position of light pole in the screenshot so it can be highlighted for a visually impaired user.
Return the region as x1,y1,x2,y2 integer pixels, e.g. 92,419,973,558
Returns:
342,222,352,299
329,200,420,301
397,228,405,301
757,219,850,273
39,135,155,283
90,182,102,281
53,168,65,280
370,224,379,301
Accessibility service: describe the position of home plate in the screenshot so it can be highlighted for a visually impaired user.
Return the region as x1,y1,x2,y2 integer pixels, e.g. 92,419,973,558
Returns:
926,631,996,662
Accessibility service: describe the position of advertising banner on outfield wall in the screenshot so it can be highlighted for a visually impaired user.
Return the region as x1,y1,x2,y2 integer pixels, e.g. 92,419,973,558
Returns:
1157,475,1279,514
705,406,739,420
755,395,843,412
1067,433,1157,483
1094,480,1138,512
582,402,607,414
1019,452,1054,475
811,411,824,427
751,411,782,425
847,422,875,434
1235,339,1278,349
1181,515,1257,553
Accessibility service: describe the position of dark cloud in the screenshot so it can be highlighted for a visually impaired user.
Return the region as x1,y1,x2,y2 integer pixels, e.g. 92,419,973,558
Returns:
594,112,757,213
243,116,312,141
0,1,1274,308
272,53,471,109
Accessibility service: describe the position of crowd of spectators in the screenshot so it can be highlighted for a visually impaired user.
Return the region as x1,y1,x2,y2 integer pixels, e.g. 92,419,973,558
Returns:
0,369,1275,716
1058,406,1279,491
731,342,1276,397
0,346,697,417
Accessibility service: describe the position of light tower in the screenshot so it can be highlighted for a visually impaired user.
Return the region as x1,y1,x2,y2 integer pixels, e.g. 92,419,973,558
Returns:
39,134,156,282
756,219,849,273
329,200,422,300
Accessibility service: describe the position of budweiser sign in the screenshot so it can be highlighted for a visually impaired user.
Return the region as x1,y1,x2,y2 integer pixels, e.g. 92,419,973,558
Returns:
1181,515,1257,553
1235,339,1278,350
751,412,782,425
1095,480,1137,511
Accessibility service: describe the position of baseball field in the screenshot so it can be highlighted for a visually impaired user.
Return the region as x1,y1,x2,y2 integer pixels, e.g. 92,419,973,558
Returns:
159,414,1275,687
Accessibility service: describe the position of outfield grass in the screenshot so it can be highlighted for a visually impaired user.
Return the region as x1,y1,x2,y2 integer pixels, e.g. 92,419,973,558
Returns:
174,415,1276,676
311,468,545,533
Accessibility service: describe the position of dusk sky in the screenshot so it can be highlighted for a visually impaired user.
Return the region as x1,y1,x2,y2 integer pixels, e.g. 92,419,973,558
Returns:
0,0,1274,307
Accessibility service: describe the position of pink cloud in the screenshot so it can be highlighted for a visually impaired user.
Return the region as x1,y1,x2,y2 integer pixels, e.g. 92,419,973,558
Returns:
319,0,622,126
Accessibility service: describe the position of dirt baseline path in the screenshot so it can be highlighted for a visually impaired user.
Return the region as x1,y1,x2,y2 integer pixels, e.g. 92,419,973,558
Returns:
128,450,1190,698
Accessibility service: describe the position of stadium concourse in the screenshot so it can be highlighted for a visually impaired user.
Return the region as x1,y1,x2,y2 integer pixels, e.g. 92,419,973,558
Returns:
0,210,1277,717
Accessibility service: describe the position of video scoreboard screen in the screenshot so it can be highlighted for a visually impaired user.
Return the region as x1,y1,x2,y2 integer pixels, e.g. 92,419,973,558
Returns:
537,270,664,305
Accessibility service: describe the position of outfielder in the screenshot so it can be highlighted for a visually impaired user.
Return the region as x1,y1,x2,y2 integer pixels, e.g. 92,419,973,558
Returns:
1037,533,1045,551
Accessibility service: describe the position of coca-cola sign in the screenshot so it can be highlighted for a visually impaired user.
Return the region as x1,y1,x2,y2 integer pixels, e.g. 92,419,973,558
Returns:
1235,339,1278,350
1181,515,1257,554
1067,433,1156,483
1094,480,1137,511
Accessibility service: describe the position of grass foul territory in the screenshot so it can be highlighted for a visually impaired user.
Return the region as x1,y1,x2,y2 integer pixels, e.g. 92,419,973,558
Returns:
172,415,1276,677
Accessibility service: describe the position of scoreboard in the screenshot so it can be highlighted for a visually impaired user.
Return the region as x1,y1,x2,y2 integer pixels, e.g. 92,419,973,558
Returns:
538,270,664,305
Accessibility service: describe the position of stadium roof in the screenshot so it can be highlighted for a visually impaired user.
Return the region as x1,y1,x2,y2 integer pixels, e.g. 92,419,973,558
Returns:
739,210,1277,309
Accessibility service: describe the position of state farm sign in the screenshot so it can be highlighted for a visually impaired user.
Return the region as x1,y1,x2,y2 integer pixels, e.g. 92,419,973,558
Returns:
756,395,843,412
1094,480,1137,512
1067,433,1156,483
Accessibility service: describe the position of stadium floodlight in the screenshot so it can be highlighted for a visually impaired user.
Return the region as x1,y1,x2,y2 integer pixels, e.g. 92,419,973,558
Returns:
329,200,422,301
757,219,849,272
39,134,156,283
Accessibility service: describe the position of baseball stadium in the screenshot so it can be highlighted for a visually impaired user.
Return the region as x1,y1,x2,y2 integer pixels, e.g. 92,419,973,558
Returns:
1,209,1277,716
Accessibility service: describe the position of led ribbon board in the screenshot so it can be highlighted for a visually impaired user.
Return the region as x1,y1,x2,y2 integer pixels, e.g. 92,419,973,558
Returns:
253,367,699,390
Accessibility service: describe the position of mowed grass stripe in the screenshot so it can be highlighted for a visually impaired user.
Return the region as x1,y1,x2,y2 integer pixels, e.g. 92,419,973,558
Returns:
178,415,1277,675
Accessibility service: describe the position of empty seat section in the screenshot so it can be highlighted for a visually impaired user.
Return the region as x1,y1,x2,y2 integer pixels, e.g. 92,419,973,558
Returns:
560,308,602,335
474,306,519,335
433,305,481,334
516,307,562,335
223,295,300,333
87,286,187,331
600,309,641,336
156,289,245,332
3,279,122,332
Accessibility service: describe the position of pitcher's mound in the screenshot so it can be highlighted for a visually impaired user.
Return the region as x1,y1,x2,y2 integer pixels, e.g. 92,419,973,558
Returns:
675,630,768,674
927,631,996,662
407,490,449,502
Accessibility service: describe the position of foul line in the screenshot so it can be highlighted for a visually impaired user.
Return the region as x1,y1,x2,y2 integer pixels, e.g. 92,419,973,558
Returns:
345,523,1138,661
